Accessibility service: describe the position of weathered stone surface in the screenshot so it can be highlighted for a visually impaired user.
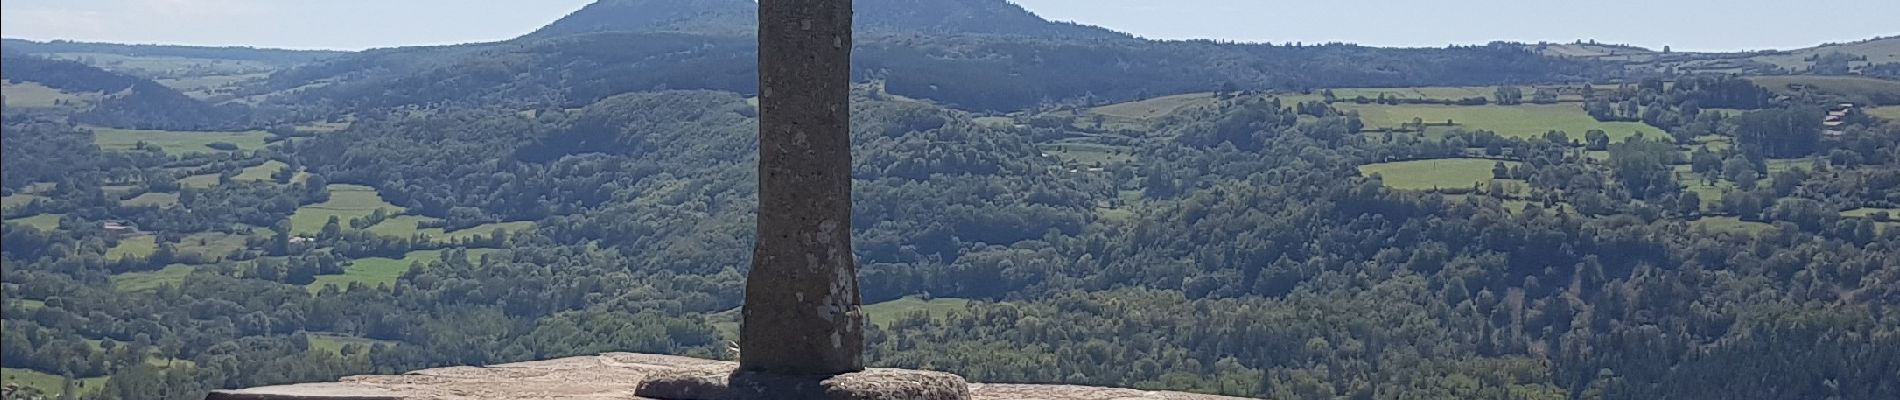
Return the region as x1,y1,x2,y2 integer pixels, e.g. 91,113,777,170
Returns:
745,0,866,376
633,363,739,400
202,353,1252,399
636,362,969,400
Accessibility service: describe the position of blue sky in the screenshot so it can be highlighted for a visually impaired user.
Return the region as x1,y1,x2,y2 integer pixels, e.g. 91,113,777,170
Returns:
2,0,1895,52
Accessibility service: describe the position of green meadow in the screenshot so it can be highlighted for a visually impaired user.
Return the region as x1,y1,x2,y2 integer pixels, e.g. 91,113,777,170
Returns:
862,296,972,327
107,235,159,260
121,192,181,208
1340,103,1664,141
234,160,290,182
1359,158,1519,191
179,173,223,189
1,81,97,108
1692,216,1774,235
289,185,404,236
111,264,198,293
6,214,64,231
306,248,502,293
2,193,44,211
1,368,109,398
90,127,270,154
1039,141,1137,166
308,334,397,355
1867,107,1900,121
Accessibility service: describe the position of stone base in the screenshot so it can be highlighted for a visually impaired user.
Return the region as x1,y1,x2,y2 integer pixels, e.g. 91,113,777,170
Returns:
635,363,970,400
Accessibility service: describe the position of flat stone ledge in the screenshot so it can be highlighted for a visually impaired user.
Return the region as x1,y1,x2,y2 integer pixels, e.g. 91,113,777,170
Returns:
634,362,970,400
206,383,402,400
198,353,1255,399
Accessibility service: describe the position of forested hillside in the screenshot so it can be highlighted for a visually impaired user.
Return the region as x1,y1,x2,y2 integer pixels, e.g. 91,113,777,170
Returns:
3,1,1900,399
0,53,245,130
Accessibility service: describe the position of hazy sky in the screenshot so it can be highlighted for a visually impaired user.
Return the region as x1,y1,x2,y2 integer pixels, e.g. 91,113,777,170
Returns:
2,0,1895,52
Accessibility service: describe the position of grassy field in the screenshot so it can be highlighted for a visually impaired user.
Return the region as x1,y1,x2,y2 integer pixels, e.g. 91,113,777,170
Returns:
121,192,181,208
6,214,64,231
1340,103,1664,141
1359,158,1519,191
157,73,270,98
107,234,159,261
309,334,397,355
1,368,109,398
91,127,270,154
1749,37,1900,70
862,296,972,327
298,120,354,133
367,217,535,242
1746,75,1900,99
1866,107,1900,121
307,249,502,293
443,221,536,242
366,215,446,237
1039,141,1137,166
1843,207,1898,219
2,81,98,108
178,232,252,261
111,264,198,293
179,173,222,189
1842,208,1899,232
1092,93,1219,120
289,185,404,236
234,160,290,182
2,193,44,211
1692,216,1775,235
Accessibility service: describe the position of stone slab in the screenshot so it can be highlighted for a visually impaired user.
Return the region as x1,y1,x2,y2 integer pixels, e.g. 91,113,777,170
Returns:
202,353,1255,400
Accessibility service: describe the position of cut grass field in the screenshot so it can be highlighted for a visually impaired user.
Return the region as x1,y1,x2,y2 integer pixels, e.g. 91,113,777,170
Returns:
1359,158,1519,191
366,217,535,242
1092,93,1219,120
2,368,109,398
443,221,536,242
309,334,397,355
2,81,98,108
366,215,444,237
111,264,197,293
2,193,44,211
289,185,404,236
1748,37,1900,71
6,214,64,231
1842,208,1899,232
121,192,180,208
862,296,972,327
1866,107,1900,121
1692,216,1774,235
234,160,289,182
1340,103,1665,141
1039,141,1137,166
107,234,158,261
1842,207,1898,219
306,248,502,293
178,232,252,261
179,173,222,189
90,127,270,154
1746,75,1900,99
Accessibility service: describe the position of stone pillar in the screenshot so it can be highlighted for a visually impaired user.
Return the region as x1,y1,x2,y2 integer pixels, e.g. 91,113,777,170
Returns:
742,0,863,376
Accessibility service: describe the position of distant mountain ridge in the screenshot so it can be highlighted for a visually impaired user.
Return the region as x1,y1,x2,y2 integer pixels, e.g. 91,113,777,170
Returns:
1,39,343,65
527,0,1130,40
